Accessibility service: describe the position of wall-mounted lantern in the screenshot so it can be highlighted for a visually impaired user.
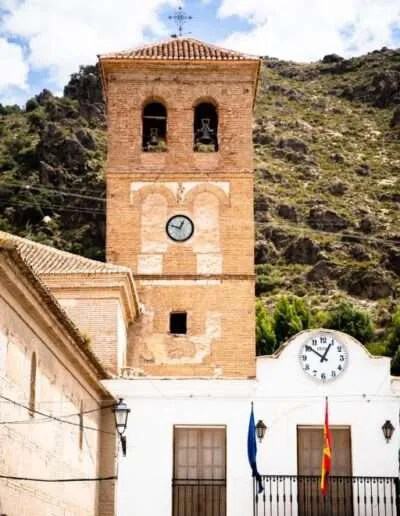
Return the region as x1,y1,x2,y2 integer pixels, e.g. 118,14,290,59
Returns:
256,420,267,443
382,420,395,443
112,398,131,456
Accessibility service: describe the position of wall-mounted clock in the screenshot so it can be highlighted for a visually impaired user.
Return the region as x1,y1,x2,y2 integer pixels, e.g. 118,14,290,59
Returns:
299,332,348,382
166,215,194,242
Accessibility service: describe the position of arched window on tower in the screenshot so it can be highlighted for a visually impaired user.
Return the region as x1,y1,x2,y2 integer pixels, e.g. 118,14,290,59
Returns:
29,351,37,417
142,102,167,152
194,102,218,152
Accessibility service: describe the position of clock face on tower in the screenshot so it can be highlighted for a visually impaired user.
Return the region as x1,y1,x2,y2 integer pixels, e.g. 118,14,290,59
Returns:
299,332,348,382
166,215,194,242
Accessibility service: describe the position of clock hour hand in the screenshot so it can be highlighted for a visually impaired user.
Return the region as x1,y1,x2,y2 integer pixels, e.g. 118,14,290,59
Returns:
319,343,332,363
170,224,182,230
305,345,328,362
178,220,184,230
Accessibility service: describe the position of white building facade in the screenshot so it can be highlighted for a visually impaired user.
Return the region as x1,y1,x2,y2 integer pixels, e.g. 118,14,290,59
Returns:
105,329,400,516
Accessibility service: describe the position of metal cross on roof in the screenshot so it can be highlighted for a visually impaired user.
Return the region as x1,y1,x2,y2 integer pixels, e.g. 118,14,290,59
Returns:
168,6,192,38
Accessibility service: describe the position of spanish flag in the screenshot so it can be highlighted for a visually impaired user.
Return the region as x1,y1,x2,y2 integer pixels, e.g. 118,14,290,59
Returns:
320,397,332,496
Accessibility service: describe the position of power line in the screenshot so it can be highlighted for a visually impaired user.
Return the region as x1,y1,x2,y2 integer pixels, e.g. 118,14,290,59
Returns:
1,181,106,203
0,402,116,426
0,393,115,435
0,473,116,482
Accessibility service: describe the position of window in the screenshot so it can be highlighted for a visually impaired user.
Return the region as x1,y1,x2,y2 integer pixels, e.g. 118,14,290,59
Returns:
142,101,167,152
29,352,37,417
173,426,226,516
194,102,218,152
170,312,187,335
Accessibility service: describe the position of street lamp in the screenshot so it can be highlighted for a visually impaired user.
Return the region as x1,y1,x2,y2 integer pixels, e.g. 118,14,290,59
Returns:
256,420,267,443
382,420,395,443
112,398,130,456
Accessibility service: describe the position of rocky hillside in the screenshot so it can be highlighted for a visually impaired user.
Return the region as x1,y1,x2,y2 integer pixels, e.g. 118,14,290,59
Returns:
0,49,399,333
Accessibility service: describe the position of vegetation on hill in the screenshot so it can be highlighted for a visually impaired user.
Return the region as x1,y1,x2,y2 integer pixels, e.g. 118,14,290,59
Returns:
0,48,399,368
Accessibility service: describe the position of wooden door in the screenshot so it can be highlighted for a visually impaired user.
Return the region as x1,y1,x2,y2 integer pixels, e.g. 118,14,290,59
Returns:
297,426,352,516
173,426,226,516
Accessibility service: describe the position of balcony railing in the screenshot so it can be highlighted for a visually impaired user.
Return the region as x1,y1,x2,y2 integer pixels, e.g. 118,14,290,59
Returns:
172,478,226,516
254,475,400,516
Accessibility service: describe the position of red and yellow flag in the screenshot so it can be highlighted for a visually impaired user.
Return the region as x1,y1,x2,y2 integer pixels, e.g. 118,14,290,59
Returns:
320,397,332,496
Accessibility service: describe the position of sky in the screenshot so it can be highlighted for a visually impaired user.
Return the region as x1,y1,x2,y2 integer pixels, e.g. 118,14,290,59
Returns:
0,0,399,106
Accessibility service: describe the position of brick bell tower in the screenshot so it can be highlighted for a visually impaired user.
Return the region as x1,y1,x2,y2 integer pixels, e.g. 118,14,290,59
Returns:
99,38,260,378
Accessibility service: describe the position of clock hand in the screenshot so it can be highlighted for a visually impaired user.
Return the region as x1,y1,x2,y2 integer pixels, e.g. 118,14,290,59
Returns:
170,224,182,230
178,220,184,230
320,343,332,363
305,345,328,362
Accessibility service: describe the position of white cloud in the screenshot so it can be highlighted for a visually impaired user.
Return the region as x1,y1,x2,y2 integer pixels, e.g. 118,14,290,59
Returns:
0,37,28,92
0,0,179,99
218,0,400,61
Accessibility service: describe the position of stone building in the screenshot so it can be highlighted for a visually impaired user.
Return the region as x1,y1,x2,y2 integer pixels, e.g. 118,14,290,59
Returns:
0,236,118,515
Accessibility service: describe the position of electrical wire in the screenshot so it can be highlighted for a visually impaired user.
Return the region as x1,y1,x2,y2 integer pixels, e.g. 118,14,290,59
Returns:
0,393,115,435
1,181,106,203
0,402,116,425
0,473,116,482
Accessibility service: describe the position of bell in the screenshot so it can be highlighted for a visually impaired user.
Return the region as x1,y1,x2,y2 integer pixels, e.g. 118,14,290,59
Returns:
197,118,214,144
149,127,159,146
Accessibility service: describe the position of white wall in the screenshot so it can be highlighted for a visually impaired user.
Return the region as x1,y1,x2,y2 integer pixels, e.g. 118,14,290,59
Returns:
103,330,400,516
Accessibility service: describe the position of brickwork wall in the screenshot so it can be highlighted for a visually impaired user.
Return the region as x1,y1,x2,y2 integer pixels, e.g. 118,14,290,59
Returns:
57,296,122,373
105,60,258,378
0,284,116,516
128,280,255,377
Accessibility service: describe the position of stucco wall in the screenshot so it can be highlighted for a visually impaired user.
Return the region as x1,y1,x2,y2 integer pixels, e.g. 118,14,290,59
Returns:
104,330,400,516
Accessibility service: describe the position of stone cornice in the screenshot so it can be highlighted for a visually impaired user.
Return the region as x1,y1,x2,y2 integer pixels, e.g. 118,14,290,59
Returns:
41,272,139,325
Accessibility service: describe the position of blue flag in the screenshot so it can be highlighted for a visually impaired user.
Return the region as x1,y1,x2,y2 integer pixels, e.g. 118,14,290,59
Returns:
247,402,263,493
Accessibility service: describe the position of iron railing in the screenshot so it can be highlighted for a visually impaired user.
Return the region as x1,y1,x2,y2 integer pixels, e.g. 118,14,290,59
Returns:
254,475,400,516
172,478,226,516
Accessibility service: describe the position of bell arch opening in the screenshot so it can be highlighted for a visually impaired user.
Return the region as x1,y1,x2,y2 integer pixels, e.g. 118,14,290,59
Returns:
142,101,167,152
193,102,218,152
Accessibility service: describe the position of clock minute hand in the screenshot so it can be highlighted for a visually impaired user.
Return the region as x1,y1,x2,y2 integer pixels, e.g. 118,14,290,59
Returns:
320,343,332,363
305,345,328,362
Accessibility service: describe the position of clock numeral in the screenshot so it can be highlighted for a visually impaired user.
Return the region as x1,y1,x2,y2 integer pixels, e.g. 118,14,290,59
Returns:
339,355,345,362
312,369,317,377
338,365,343,371
301,355,307,361
321,373,326,380
312,339,317,346
337,346,342,352
331,371,336,377
304,364,310,371
320,336,327,344
305,345,311,352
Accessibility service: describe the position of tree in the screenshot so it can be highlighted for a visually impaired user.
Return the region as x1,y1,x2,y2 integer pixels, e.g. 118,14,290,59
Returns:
273,295,312,346
256,300,276,355
325,301,373,343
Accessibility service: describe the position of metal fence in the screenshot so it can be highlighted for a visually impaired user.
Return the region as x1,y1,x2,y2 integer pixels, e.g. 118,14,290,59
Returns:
172,478,226,516
254,475,400,516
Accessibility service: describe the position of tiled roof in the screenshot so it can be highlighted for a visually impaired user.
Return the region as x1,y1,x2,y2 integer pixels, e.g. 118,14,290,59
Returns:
0,232,130,275
99,37,259,61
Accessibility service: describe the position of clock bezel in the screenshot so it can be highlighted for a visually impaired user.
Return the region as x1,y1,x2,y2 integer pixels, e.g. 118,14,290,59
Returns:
166,214,195,243
299,332,348,383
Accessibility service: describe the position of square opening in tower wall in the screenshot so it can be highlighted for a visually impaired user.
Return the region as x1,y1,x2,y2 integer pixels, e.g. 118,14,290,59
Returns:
170,312,187,334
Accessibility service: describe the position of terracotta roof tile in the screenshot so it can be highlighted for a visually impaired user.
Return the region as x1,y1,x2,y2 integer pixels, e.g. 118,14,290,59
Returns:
99,37,259,62
0,232,130,275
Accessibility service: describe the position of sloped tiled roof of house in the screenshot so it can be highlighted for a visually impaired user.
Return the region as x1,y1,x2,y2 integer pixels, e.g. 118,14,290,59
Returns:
0,231,130,275
99,37,260,61
0,237,110,380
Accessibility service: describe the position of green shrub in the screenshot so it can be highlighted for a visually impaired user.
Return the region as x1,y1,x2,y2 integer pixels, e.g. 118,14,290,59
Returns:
274,295,313,345
386,307,400,356
256,300,277,355
325,301,373,343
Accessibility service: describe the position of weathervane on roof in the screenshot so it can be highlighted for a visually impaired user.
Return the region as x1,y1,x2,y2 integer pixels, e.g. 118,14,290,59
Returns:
168,6,192,38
